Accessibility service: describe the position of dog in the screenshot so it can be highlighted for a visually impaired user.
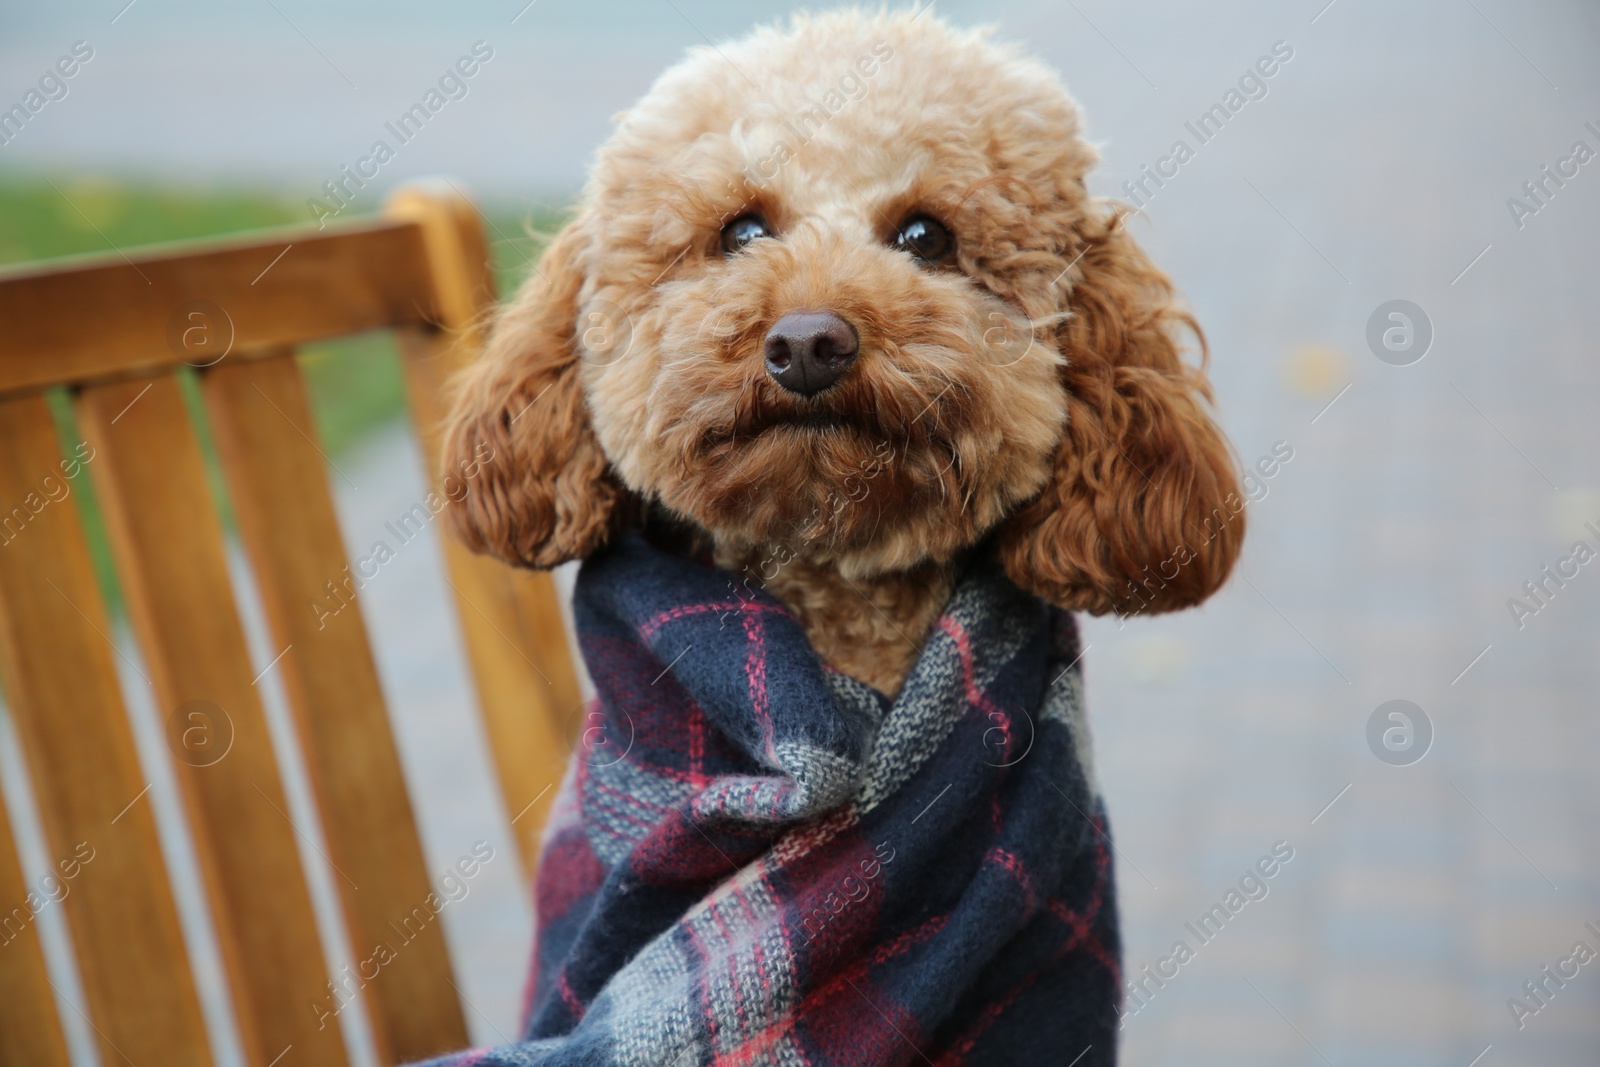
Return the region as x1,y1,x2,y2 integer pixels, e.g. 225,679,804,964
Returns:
431,8,1243,1065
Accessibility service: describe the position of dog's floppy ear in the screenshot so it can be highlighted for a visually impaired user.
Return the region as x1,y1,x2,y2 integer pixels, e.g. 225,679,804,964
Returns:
998,209,1243,616
442,219,624,568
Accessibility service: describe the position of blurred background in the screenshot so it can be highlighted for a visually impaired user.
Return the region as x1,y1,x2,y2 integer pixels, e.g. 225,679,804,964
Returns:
2,1,1597,1064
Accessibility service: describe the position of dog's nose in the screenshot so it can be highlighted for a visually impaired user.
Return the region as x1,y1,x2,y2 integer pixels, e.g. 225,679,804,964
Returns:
763,310,859,396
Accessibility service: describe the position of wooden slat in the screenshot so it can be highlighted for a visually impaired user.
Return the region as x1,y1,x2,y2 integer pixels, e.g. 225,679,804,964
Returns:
0,778,72,1067
0,392,212,1067
386,186,582,880
77,374,349,1067
201,351,468,1063
0,220,437,397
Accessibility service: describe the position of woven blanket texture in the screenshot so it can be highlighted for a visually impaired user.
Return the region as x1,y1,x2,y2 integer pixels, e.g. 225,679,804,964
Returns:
414,531,1121,1066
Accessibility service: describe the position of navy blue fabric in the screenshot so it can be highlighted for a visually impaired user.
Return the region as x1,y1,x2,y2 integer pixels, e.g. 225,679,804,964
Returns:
414,532,1121,1066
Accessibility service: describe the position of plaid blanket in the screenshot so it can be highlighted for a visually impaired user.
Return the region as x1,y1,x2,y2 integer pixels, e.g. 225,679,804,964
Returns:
417,531,1121,1066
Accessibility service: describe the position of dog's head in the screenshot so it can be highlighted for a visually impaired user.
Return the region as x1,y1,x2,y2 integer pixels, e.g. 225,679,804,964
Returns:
445,9,1243,616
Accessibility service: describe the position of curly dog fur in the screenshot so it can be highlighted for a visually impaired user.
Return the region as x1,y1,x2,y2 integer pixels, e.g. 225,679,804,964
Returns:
443,8,1243,696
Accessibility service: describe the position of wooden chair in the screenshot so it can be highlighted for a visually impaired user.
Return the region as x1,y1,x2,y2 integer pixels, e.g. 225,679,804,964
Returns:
0,184,581,1067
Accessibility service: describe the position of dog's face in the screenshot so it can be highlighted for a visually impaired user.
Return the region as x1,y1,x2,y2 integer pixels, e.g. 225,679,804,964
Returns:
447,11,1244,616
577,14,1082,575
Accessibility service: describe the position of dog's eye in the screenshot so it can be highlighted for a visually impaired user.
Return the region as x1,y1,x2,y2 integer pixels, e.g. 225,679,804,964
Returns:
893,215,953,263
720,214,772,254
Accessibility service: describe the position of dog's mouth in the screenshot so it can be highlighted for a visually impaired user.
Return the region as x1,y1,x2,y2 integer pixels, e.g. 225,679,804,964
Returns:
757,410,857,433
705,402,881,447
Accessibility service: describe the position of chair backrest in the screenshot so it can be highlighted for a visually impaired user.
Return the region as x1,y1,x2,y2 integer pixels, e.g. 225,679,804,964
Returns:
0,184,581,1067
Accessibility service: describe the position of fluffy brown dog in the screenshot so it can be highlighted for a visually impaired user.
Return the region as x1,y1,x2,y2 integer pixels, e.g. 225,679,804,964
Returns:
444,8,1243,697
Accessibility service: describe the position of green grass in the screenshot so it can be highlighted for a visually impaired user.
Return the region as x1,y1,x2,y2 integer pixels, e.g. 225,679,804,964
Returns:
0,172,565,284
1,172,568,616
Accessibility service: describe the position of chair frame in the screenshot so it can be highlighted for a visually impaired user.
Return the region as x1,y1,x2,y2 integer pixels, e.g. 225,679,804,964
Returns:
0,184,578,1067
